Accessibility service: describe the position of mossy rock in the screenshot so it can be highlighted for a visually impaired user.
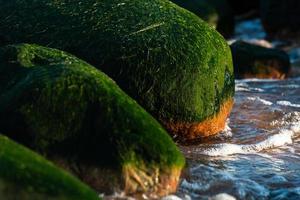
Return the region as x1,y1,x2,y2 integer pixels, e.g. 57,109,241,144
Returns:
260,0,300,39
0,0,234,140
230,41,291,79
171,0,219,28
0,44,185,196
0,134,99,200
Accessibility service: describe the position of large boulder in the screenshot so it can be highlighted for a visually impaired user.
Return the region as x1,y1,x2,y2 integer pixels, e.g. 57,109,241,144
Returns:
0,44,185,197
231,41,291,79
0,134,99,200
0,0,235,141
260,0,300,39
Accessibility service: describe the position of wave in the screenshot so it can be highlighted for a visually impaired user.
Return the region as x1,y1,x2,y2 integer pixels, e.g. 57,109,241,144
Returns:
180,165,270,200
195,112,300,157
235,82,265,92
246,97,273,105
277,100,300,108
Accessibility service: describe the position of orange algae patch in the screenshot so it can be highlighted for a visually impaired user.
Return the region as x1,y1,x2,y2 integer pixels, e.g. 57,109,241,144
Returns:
164,98,234,140
242,69,287,79
123,164,182,197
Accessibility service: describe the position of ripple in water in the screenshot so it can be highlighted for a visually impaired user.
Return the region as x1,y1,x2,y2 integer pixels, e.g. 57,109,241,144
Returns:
177,77,300,200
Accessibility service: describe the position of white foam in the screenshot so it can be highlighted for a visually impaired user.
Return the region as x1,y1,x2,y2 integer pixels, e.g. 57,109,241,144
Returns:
161,195,191,200
247,97,273,105
236,87,251,92
200,128,298,157
213,120,233,139
251,88,265,92
235,82,265,92
161,195,182,200
103,192,136,200
180,165,270,199
277,101,300,108
235,82,250,91
240,78,280,83
210,193,236,200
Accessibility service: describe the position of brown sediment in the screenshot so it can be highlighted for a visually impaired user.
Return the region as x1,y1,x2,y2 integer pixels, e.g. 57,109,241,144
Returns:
123,164,182,197
164,98,234,141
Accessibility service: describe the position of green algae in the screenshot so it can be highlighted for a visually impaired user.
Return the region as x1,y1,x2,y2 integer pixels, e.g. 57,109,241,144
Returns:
0,0,234,127
0,134,99,200
0,44,185,190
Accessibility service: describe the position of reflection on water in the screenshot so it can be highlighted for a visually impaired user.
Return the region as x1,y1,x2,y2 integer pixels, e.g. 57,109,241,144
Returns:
177,77,300,200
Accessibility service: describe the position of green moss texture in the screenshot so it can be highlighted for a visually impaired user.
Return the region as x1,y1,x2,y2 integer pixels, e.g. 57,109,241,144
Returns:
0,44,184,180
0,134,99,200
0,0,234,126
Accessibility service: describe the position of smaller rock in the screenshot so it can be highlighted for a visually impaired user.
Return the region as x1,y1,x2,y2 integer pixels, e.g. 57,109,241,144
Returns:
231,41,291,79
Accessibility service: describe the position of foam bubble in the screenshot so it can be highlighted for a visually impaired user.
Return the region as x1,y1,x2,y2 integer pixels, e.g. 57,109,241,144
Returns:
277,100,300,108
210,193,236,200
240,78,280,83
180,165,270,199
200,129,296,157
161,195,191,200
161,195,183,200
235,82,250,92
235,82,265,92
247,97,273,105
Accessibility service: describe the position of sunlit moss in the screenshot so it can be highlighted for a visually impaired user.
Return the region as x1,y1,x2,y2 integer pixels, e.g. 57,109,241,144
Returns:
0,0,234,130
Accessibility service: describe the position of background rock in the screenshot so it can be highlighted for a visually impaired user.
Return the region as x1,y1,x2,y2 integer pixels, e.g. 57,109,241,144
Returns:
231,41,291,79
